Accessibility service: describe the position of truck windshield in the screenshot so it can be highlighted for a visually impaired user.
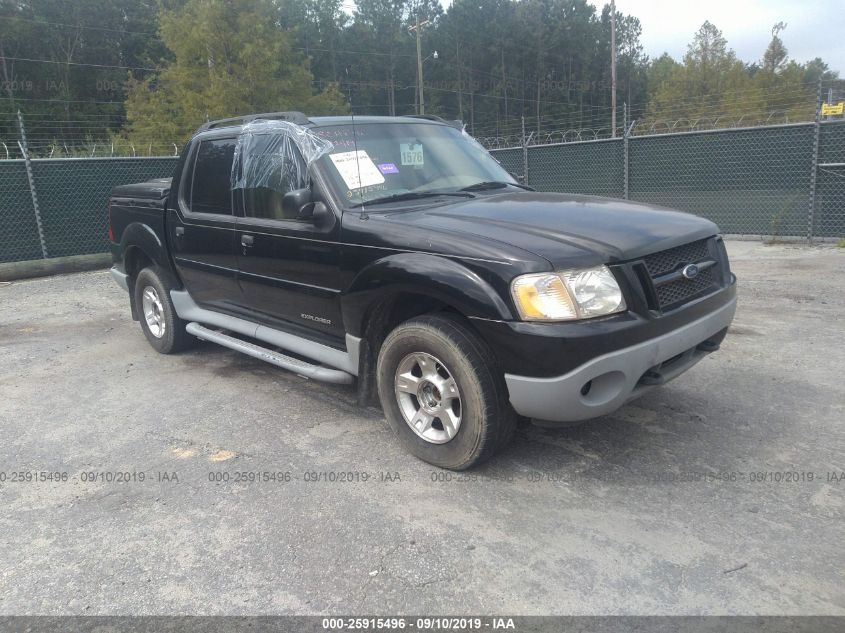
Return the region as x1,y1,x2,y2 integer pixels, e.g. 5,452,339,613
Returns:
311,122,516,206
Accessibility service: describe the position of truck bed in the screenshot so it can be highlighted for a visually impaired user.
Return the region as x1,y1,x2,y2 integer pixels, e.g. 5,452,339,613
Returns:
111,177,172,201
109,178,172,254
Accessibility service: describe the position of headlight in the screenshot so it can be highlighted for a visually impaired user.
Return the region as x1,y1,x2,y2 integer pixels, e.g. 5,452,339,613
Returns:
511,266,626,321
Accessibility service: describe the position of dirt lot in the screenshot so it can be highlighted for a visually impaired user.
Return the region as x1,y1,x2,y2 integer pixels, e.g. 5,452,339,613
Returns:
0,241,843,615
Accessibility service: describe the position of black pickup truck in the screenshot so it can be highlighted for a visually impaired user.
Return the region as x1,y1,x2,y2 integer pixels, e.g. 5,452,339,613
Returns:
108,111,736,469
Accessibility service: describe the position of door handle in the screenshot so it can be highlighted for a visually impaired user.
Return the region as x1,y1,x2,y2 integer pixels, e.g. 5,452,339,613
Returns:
174,226,185,237
241,234,254,247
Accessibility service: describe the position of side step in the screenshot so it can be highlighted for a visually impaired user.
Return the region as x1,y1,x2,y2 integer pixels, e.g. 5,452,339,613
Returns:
185,322,354,385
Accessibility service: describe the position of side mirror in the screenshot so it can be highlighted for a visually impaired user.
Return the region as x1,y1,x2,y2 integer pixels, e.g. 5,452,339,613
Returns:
306,201,333,227
282,188,313,218
294,200,333,228
508,171,526,185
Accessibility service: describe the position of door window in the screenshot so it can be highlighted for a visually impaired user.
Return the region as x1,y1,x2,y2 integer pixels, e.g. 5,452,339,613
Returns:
190,138,236,215
239,133,309,221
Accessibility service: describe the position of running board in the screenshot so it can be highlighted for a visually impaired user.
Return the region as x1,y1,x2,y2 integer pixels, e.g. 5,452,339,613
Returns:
170,290,359,375
185,322,354,385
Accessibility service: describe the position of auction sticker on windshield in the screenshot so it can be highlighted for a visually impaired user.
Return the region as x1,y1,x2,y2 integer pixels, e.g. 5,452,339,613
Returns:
400,142,424,166
329,150,385,190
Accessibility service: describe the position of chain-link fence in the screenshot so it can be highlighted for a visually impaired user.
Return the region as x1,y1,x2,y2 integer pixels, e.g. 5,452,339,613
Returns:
528,138,624,197
628,124,814,238
816,121,845,239
0,157,178,264
490,120,845,240
0,160,43,263
1,120,844,266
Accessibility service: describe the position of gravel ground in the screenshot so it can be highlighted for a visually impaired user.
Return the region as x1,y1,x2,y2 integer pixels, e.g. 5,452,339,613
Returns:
0,241,843,616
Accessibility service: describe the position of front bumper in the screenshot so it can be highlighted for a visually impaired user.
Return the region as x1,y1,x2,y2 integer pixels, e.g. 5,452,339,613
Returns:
504,296,737,422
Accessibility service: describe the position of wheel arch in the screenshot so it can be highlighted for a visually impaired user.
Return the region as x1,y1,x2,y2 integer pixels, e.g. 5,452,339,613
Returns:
343,253,514,406
122,223,178,320
342,253,514,339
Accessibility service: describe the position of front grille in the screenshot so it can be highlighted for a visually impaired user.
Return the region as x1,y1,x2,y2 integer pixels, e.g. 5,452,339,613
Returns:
655,267,714,307
643,239,710,277
638,238,721,310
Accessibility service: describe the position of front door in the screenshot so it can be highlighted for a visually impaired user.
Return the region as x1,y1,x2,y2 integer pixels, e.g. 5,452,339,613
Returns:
168,135,242,311
233,130,345,343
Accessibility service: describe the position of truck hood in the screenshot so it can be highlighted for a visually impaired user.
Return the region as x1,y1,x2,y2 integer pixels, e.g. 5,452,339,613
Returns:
379,191,719,268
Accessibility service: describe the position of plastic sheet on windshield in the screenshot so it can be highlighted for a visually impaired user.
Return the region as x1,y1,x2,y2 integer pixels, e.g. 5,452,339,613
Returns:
230,120,333,192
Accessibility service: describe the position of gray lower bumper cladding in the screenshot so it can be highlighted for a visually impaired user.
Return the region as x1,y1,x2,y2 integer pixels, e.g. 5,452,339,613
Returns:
504,298,737,423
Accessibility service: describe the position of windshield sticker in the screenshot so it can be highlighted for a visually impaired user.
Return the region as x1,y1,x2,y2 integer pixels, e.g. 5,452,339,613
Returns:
329,150,385,190
400,142,424,166
378,163,399,174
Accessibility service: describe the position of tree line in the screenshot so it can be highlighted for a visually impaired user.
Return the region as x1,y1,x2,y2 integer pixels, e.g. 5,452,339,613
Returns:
0,0,839,154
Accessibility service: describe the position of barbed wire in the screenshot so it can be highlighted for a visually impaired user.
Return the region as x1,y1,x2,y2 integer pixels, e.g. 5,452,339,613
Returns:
475,109,842,149
2,104,843,158
0,138,182,159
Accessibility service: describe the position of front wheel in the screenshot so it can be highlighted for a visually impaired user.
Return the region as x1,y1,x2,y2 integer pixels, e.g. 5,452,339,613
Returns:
376,314,516,470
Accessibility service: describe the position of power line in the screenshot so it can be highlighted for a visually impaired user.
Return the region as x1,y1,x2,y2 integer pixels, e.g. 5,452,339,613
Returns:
0,15,419,59
2,97,127,105
0,15,158,36
1,56,156,71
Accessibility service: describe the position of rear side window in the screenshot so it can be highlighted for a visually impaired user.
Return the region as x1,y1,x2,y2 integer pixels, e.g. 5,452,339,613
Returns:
190,138,236,215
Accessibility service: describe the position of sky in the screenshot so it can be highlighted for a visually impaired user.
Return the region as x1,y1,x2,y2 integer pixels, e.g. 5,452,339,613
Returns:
437,0,844,74
589,0,843,73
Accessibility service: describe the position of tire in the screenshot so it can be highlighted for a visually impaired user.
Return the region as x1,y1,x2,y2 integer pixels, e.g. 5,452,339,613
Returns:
133,266,193,354
376,313,516,470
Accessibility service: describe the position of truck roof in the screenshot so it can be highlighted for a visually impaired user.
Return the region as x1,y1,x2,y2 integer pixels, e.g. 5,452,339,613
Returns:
308,115,449,127
195,112,458,135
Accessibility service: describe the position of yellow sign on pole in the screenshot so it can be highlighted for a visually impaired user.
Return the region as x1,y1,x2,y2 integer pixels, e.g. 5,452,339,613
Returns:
821,102,844,116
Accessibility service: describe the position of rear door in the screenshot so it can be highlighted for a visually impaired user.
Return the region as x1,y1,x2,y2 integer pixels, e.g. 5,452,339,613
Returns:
168,135,243,311
233,130,345,343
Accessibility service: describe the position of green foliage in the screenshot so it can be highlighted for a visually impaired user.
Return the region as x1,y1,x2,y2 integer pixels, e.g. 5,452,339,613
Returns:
640,21,830,132
762,22,788,74
1,0,840,151
120,0,347,144
0,0,168,151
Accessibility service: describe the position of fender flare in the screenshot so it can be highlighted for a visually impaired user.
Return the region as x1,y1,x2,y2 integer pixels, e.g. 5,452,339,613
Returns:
121,222,175,279
120,222,178,320
341,252,514,338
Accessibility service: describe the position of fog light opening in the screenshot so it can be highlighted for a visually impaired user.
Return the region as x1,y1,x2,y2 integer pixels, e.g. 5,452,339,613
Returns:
579,371,626,406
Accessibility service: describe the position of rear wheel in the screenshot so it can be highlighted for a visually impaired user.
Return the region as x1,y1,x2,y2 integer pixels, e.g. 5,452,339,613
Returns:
377,313,516,470
133,266,193,354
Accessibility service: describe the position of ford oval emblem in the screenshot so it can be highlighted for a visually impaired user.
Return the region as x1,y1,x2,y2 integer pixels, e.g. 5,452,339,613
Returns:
682,264,700,279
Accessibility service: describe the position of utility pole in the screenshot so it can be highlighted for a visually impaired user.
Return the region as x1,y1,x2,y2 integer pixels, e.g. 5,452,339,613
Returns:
456,40,463,120
501,49,508,122
610,0,617,137
470,90,475,134
409,16,430,115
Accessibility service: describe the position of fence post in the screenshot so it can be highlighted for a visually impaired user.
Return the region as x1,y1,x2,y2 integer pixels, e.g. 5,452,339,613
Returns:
521,116,529,186
623,103,629,200
807,79,822,243
17,110,49,259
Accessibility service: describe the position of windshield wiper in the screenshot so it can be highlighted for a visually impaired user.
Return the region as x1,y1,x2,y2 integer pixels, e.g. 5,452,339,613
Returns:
350,191,474,208
459,180,534,192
